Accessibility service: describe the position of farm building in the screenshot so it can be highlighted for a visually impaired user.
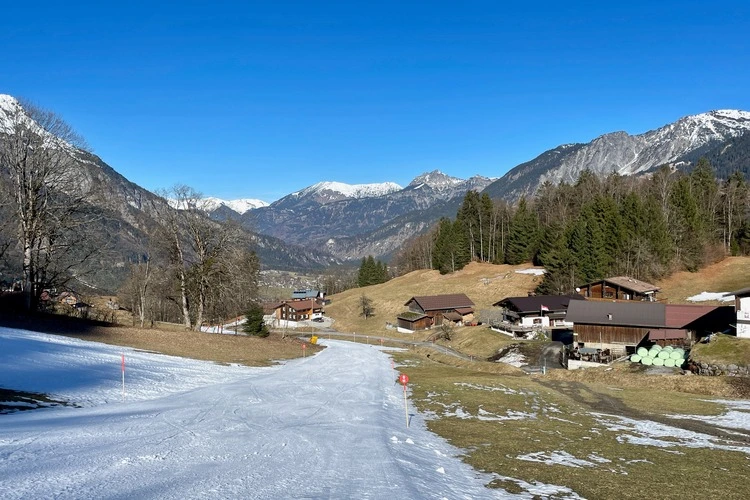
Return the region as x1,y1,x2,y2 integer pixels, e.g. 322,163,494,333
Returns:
727,287,750,339
576,276,660,301
566,300,735,355
398,294,475,331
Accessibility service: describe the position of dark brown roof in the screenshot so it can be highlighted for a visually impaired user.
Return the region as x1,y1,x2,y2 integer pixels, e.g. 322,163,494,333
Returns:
567,300,665,328
493,294,584,313
405,294,475,311
579,276,660,294
728,287,750,297
455,307,474,315
665,305,718,328
443,312,463,321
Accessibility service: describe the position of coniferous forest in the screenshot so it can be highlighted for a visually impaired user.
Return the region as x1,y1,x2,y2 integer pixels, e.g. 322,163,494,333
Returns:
394,160,750,293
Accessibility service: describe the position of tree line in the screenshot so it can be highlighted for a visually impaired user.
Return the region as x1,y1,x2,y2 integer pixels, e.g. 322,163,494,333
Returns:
394,160,750,293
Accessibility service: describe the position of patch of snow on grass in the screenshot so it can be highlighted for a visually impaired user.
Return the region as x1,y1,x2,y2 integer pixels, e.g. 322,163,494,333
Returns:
686,291,734,302
593,413,750,455
496,351,527,367
517,450,597,468
669,400,750,432
515,268,546,276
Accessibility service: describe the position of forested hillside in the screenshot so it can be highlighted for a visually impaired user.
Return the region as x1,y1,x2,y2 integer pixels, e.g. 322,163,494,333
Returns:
394,160,750,293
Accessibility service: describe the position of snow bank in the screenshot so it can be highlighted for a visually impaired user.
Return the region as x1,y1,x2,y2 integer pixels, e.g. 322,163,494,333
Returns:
686,291,734,302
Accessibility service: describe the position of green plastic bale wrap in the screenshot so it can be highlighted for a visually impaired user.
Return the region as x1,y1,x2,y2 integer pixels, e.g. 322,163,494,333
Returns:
670,351,684,360
658,350,671,360
642,357,653,366
664,358,676,367
653,357,665,366
673,348,685,357
663,346,674,352
631,354,642,363
648,349,660,358
637,347,649,357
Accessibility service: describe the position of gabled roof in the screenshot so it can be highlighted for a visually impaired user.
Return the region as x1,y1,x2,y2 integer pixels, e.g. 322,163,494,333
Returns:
404,294,474,311
493,294,584,313
567,300,665,328
579,276,660,294
727,287,750,298
274,299,322,311
292,290,324,299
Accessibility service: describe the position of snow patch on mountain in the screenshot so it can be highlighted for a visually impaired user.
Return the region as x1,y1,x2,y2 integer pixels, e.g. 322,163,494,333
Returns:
295,181,403,199
204,197,269,213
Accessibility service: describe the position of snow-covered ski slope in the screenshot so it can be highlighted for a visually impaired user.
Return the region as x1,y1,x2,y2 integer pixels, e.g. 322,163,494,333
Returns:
0,327,575,499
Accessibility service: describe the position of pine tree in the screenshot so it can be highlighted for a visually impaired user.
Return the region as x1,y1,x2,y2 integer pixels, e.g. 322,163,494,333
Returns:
243,303,269,337
505,198,539,265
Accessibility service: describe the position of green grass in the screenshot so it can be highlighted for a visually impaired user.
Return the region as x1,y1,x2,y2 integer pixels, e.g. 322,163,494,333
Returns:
692,334,750,366
393,350,750,499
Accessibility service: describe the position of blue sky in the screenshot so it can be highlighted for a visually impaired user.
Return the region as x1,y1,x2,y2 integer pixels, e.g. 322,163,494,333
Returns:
2,1,749,202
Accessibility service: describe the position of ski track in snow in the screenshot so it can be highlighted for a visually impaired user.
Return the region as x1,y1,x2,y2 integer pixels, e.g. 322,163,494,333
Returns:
0,327,578,499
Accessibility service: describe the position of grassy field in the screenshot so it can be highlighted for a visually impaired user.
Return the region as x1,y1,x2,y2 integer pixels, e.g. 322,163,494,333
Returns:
394,350,750,499
692,333,750,366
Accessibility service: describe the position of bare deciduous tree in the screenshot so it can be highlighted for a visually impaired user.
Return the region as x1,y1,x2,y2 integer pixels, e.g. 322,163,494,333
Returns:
0,98,94,310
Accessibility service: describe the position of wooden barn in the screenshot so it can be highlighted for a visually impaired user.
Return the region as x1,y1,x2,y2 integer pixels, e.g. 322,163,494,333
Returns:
576,276,660,302
398,293,475,330
566,300,735,355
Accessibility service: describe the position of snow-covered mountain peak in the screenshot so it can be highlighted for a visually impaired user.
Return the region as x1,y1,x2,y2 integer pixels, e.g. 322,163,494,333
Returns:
296,181,403,200
204,197,269,214
408,170,463,190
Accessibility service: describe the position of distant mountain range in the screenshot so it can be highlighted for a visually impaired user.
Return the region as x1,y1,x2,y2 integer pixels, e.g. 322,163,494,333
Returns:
4,92,750,282
210,109,750,263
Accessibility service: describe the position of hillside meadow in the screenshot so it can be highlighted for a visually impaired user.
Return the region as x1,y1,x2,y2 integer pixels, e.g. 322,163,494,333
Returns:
325,261,545,335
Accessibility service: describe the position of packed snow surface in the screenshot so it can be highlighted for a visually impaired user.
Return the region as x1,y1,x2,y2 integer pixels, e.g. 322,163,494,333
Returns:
0,327,577,499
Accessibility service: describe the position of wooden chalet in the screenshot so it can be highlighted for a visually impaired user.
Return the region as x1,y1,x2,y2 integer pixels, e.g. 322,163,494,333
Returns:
727,287,750,339
398,294,475,331
566,300,735,354
272,298,324,322
576,276,660,302
492,294,584,330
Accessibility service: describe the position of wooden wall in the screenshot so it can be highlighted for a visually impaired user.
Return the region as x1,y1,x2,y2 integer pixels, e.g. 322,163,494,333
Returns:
574,323,648,345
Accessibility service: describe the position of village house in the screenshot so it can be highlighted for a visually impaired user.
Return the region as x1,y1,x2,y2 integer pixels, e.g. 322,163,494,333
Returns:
272,298,324,324
492,294,584,330
397,294,475,332
576,276,660,302
727,287,750,339
566,300,735,356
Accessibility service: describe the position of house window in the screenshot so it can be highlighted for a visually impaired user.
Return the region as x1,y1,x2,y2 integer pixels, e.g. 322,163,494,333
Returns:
533,318,542,325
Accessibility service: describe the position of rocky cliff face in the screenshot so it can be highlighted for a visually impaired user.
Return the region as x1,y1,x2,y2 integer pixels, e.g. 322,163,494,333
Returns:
484,110,750,200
